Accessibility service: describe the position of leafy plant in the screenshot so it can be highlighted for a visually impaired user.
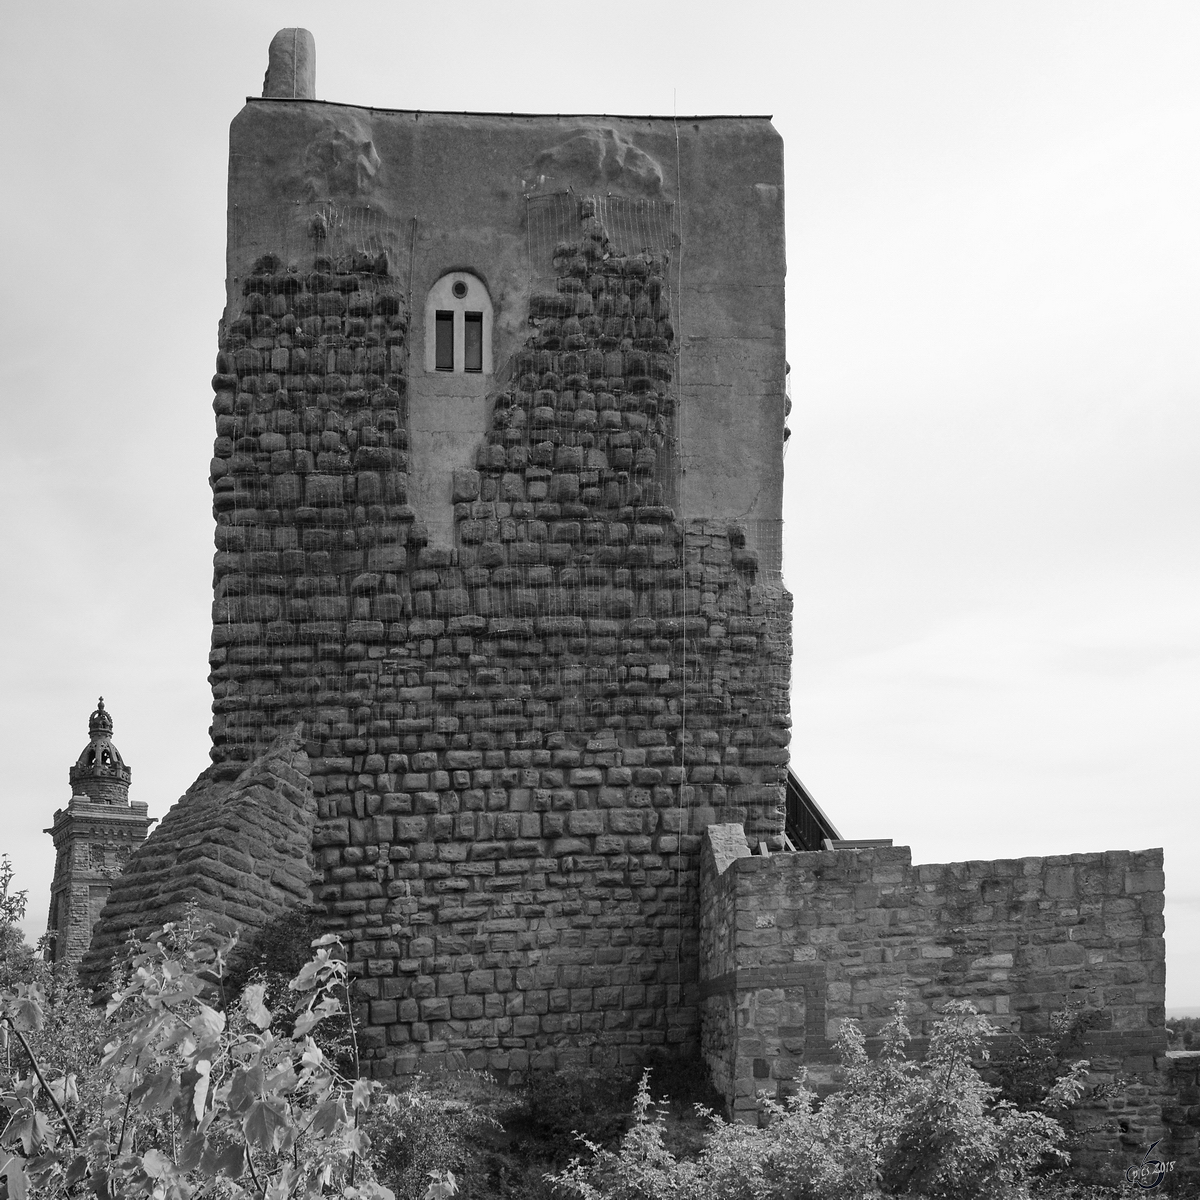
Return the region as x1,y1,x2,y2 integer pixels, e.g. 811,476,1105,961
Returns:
522,1067,637,1151
0,918,400,1199
989,1004,1099,1112
227,908,357,1079
550,1002,1073,1200
366,1080,492,1200
0,857,28,928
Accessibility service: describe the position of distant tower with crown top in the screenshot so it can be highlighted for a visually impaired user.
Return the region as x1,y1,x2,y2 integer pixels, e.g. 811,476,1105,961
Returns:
45,699,152,964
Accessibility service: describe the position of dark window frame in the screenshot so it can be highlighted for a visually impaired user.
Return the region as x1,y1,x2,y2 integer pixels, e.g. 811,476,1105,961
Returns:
463,311,483,373
435,310,455,371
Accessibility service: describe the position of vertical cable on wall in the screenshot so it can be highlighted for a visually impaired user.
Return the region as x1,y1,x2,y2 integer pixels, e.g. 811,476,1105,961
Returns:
671,104,689,997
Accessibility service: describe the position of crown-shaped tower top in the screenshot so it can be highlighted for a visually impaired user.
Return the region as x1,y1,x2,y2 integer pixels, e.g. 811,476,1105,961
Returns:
69,697,131,804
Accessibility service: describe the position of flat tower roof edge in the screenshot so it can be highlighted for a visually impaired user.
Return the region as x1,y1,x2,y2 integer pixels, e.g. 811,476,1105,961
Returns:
244,97,774,121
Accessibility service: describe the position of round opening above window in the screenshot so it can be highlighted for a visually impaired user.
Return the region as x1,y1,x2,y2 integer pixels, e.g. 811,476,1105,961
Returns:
452,280,468,299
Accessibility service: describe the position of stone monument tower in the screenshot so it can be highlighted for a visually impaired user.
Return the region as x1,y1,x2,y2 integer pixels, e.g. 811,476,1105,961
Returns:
45,699,151,964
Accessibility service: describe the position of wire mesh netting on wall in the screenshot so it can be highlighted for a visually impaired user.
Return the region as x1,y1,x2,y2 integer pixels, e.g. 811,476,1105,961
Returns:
524,193,675,289
753,518,784,579
202,181,793,1073
212,187,789,832
228,202,413,300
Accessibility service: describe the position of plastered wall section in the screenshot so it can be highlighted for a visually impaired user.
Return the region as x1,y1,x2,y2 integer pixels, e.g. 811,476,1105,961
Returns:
699,830,1167,1146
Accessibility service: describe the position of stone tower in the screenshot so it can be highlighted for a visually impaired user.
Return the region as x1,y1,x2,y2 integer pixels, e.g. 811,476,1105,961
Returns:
45,699,151,965
84,29,794,1067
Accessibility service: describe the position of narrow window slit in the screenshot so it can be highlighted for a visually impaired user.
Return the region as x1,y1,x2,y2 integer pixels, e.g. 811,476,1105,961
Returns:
435,311,454,370
464,312,483,372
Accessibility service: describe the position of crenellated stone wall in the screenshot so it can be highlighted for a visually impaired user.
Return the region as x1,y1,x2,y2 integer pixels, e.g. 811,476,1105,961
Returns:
699,828,1170,1172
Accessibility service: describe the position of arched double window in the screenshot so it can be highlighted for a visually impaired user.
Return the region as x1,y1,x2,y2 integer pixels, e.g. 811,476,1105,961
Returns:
424,272,493,374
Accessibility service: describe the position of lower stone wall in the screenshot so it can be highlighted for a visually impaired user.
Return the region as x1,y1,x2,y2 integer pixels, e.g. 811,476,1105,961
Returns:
698,828,1168,1173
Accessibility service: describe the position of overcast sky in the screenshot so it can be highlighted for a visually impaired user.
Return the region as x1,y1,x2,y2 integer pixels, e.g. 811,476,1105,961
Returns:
2,2,1196,1006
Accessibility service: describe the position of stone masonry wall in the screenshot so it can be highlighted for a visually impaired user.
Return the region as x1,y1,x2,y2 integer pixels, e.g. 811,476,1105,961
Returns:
187,205,792,1076
699,830,1169,1173
81,732,315,985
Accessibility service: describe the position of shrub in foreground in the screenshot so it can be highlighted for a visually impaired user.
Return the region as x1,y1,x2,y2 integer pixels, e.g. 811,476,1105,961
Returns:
552,1002,1083,1200
0,920,432,1199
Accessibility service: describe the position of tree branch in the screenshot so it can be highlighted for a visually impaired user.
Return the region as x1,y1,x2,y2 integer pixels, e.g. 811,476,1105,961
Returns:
244,1144,267,1198
3,1016,79,1147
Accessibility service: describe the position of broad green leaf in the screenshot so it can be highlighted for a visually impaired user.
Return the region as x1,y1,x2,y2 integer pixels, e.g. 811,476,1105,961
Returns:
26,1167,62,1194
293,1008,321,1037
2,1154,29,1200
213,1142,245,1178
368,1184,398,1200
142,1149,175,1179
22,1153,62,1186
243,1098,289,1154
289,960,322,993
352,1078,372,1110
8,996,43,1033
307,1098,345,1138
47,1074,79,1108
29,1112,50,1153
132,1070,180,1113
227,1064,264,1112
65,1155,88,1186
192,1062,211,1123
190,1004,226,1046
265,1167,296,1200
2,1110,33,1155
240,984,272,1032
263,1063,298,1094
176,1133,205,1173
88,1163,110,1200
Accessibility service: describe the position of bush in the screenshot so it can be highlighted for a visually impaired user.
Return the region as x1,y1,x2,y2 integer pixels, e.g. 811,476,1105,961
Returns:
0,857,42,997
988,1005,1100,1112
0,917,402,1199
523,1067,638,1151
367,1080,494,1199
551,1002,1074,1200
224,906,357,1078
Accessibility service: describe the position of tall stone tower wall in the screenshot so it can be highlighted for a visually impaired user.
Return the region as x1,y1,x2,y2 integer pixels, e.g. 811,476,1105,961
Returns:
197,99,790,1074
85,46,792,1076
